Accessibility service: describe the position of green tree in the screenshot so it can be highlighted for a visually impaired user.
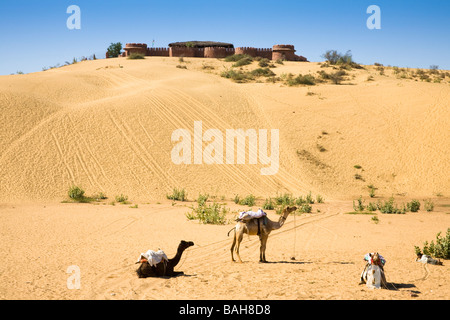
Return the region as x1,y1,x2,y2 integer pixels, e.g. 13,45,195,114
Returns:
107,42,122,58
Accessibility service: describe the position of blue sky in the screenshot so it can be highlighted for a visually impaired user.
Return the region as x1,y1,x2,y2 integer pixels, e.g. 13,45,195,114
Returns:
0,0,449,75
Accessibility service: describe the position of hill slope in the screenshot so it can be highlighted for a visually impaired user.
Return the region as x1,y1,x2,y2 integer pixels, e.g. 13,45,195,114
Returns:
0,57,448,202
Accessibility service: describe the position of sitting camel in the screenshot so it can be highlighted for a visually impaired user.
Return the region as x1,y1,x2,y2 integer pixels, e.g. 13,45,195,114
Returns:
229,206,297,263
136,240,194,278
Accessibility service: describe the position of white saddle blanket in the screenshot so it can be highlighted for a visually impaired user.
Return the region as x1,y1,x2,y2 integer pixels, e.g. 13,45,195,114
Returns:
137,249,168,266
238,209,267,221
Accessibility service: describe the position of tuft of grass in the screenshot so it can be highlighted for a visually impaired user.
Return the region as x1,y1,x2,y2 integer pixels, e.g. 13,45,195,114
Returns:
167,188,187,201
316,194,324,203
196,193,209,206
263,198,275,210
239,194,256,207
378,197,405,214
298,203,312,213
406,199,421,212
68,185,85,201
275,193,295,206
176,64,187,69
232,57,253,67
424,199,434,212
367,184,378,198
285,73,316,86
220,69,253,83
353,196,365,212
305,191,315,204
250,67,275,77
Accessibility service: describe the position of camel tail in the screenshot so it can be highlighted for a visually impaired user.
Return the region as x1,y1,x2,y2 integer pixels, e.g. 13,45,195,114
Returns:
227,226,236,237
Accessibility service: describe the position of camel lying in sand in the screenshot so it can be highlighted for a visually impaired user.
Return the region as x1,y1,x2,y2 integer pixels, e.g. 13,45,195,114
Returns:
136,240,194,278
229,206,297,263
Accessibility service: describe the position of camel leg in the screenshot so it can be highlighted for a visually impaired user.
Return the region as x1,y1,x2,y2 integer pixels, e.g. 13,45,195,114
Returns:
230,229,236,262
259,234,268,263
234,229,244,263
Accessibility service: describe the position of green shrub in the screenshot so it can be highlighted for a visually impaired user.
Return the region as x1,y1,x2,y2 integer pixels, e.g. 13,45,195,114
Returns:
197,193,209,206
424,199,434,212
285,74,316,86
233,194,240,204
115,194,128,203
316,194,324,203
232,57,253,67
298,203,312,213
187,202,228,225
415,228,450,259
166,188,187,201
367,184,377,198
295,196,305,206
220,69,253,83
407,200,421,212
68,186,85,200
258,58,270,67
306,191,315,204
353,196,365,212
239,194,256,207
250,67,275,77
275,193,294,206
378,197,405,214
263,198,275,210
127,53,145,60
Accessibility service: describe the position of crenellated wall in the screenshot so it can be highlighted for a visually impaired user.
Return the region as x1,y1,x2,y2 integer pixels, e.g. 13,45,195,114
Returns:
146,47,170,57
109,42,307,61
235,47,257,57
255,48,272,59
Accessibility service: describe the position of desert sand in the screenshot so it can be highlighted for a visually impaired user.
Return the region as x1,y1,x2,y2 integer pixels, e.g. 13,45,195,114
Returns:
0,56,449,300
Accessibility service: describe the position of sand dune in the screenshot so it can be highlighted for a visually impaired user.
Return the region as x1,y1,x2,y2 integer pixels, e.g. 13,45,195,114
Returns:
0,56,449,300
1,57,448,202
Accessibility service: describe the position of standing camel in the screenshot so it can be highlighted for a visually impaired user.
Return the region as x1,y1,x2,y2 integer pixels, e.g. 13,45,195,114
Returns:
229,206,297,263
136,240,194,278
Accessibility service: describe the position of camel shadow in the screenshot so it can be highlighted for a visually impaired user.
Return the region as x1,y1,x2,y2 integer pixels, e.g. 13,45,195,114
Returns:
386,282,419,293
262,260,313,265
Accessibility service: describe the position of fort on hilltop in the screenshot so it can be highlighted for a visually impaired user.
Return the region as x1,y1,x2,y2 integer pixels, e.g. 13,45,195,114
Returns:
108,41,307,61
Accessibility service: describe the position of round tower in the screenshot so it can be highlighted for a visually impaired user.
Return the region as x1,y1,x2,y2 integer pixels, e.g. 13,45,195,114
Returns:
272,44,296,61
123,43,148,57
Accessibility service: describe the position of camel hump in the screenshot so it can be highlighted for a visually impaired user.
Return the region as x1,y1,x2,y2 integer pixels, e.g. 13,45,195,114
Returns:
238,209,267,221
137,249,168,266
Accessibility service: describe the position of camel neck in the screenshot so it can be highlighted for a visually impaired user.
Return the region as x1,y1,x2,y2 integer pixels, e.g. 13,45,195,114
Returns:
170,247,185,265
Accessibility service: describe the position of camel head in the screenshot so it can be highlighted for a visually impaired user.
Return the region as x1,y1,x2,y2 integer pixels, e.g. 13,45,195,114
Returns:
372,252,380,265
285,206,297,214
178,240,194,251
278,206,297,226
